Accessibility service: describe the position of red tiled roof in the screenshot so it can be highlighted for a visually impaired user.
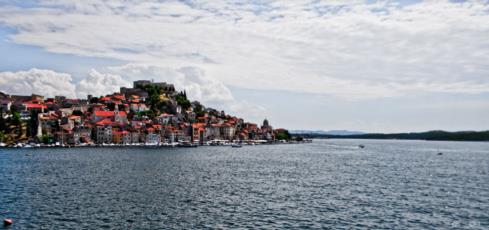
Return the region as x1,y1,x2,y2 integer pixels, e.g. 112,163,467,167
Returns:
96,118,113,126
113,94,125,100
192,123,206,129
94,111,115,117
25,103,47,109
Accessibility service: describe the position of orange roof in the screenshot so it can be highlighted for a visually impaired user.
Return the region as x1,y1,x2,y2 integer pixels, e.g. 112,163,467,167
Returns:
94,111,115,117
96,118,113,126
100,97,111,101
192,123,206,128
113,94,125,100
25,104,46,109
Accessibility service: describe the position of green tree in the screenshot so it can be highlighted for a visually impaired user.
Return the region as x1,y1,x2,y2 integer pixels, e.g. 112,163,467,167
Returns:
175,92,191,110
194,103,205,117
137,84,163,114
40,134,54,144
276,130,291,140
12,111,21,126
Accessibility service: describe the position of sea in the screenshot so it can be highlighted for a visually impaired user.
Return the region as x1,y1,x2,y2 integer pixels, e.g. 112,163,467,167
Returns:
0,139,488,229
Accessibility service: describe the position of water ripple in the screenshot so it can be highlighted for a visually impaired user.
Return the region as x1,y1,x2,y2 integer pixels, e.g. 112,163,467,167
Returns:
0,139,488,229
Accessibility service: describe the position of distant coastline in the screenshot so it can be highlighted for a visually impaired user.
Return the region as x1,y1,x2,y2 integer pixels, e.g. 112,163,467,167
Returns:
291,130,489,142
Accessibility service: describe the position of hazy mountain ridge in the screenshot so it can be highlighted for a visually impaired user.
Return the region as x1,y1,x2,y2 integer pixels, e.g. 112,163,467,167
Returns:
291,130,489,142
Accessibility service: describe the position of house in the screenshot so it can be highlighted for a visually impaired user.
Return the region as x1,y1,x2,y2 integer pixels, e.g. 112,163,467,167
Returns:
130,131,140,143
192,123,206,143
75,126,92,144
113,130,131,144
157,113,174,125
114,111,127,125
93,110,115,123
205,124,221,140
130,103,149,112
38,112,59,137
145,133,161,144
95,119,113,144
221,123,236,140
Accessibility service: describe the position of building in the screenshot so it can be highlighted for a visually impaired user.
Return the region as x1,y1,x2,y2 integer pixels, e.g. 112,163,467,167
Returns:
95,119,113,144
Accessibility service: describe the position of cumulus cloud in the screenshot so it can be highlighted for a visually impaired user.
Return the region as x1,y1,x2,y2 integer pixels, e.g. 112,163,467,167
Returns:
224,99,267,125
76,69,131,98
0,1,488,100
0,68,76,98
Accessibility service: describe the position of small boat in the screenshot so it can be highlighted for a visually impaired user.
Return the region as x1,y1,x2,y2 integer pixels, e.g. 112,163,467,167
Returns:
231,144,242,148
437,152,443,155
358,145,365,149
3,218,13,226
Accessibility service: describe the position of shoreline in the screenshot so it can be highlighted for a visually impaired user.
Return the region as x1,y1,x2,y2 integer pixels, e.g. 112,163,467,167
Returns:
0,139,313,149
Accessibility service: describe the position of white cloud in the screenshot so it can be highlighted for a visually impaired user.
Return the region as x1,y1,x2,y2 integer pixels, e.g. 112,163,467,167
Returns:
0,68,76,98
76,69,131,98
0,0,488,101
224,99,267,125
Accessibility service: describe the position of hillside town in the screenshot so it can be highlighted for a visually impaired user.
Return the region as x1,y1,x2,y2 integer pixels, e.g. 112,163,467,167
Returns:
0,80,292,147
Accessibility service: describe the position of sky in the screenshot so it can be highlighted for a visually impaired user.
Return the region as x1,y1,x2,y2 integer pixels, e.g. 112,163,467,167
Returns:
0,0,488,133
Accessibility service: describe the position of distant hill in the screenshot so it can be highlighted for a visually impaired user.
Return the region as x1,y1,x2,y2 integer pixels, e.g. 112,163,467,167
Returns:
290,130,365,136
291,130,489,142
